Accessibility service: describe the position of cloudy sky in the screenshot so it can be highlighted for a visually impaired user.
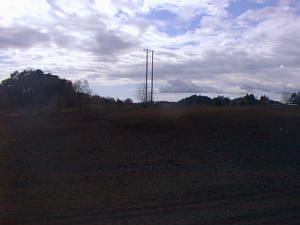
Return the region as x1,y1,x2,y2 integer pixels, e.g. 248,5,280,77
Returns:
1,0,300,101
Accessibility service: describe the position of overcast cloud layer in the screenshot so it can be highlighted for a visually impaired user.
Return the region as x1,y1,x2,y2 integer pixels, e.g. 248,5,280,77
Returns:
1,0,300,101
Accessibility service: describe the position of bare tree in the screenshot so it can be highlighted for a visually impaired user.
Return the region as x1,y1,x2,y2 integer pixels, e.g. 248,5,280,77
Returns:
135,83,151,103
73,80,92,95
282,92,293,104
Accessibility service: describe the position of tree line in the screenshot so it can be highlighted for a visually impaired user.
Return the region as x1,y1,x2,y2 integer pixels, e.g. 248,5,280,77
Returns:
175,92,300,106
0,69,133,110
176,94,281,106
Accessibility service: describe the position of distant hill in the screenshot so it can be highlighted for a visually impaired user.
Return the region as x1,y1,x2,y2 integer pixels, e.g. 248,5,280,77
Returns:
0,69,134,110
176,94,281,106
178,95,212,105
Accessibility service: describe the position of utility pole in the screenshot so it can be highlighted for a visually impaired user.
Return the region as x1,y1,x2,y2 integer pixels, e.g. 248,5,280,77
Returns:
144,49,154,104
150,50,154,103
144,49,149,103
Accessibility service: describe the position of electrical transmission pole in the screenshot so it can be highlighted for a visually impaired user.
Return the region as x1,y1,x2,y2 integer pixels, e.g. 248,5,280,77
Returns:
144,49,154,104
150,50,154,103
145,49,149,103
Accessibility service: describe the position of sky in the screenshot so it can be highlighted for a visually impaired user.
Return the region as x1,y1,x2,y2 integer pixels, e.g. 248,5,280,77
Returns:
1,0,300,101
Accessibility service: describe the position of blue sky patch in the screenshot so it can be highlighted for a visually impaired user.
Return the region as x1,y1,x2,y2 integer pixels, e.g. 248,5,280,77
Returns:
227,0,276,17
145,9,178,21
156,14,204,37
141,8,205,36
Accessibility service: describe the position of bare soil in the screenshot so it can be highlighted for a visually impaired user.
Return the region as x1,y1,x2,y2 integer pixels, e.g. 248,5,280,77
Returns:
0,105,299,225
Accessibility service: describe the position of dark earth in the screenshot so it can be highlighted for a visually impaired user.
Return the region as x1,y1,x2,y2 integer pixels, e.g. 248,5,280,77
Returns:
0,105,299,225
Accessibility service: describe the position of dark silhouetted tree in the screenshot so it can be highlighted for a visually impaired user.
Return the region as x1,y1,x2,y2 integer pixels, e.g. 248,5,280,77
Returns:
259,95,271,105
178,95,212,105
0,69,74,108
212,96,231,105
289,92,300,105
116,99,123,105
124,98,133,104
231,94,259,105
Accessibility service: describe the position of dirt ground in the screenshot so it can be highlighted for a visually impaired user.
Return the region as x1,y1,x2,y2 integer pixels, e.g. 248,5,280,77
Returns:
0,106,299,225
